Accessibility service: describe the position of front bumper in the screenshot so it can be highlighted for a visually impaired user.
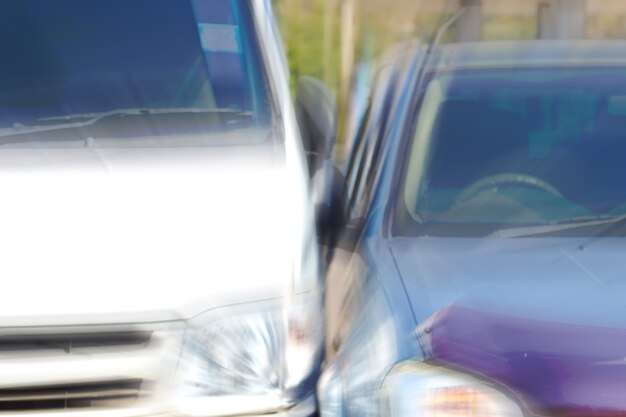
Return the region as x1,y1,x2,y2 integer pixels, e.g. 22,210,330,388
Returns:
174,394,318,417
255,394,317,417
0,316,320,417
0,395,318,417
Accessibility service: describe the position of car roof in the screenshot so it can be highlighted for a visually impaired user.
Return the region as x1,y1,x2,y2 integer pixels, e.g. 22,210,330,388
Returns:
427,40,626,71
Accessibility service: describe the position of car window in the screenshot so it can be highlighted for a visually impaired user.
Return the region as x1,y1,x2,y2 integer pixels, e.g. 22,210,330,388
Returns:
0,0,272,146
343,100,372,220
344,67,400,223
403,65,626,234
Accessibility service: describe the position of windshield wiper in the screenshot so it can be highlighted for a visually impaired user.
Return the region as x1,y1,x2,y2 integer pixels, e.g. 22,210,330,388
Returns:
488,213,626,238
4,107,252,138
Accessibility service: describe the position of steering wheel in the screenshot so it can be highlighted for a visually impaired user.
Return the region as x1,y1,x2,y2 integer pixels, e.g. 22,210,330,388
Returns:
455,173,562,205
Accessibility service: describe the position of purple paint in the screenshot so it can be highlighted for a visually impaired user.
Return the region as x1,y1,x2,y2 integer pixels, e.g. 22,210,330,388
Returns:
423,305,626,417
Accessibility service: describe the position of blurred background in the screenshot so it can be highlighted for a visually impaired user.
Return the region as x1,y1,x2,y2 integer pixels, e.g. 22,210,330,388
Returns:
273,0,626,155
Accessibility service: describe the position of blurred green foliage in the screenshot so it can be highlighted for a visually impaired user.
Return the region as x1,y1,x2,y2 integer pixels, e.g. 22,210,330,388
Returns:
482,16,536,40
271,0,421,96
272,0,342,94
587,14,626,38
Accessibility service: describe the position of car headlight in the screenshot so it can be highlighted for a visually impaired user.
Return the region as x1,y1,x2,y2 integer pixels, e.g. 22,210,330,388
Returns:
171,298,323,417
382,361,524,417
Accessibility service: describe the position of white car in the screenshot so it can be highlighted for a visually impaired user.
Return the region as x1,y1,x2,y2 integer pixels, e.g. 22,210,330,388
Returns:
0,1,335,416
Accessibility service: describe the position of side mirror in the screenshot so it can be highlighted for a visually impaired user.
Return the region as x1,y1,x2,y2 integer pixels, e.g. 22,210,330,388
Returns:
295,76,337,177
312,161,346,250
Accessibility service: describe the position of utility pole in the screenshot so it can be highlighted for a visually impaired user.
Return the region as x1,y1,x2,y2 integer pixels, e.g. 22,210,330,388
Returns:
458,0,482,42
322,0,334,84
537,0,586,39
340,0,355,101
338,0,355,146
555,0,586,39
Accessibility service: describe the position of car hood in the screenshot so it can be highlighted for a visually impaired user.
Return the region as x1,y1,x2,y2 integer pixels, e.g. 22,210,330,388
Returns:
0,143,303,327
389,237,626,416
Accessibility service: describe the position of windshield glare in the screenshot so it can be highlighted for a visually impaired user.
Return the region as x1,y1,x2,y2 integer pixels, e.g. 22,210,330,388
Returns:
404,65,626,234
0,0,272,144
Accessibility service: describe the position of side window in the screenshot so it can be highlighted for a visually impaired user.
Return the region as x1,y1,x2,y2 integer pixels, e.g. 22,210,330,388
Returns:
346,70,399,223
343,100,372,220
349,134,374,221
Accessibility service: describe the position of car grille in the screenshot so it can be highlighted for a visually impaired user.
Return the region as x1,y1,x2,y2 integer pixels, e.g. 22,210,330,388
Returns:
0,332,152,352
0,379,146,411
0,328,176,415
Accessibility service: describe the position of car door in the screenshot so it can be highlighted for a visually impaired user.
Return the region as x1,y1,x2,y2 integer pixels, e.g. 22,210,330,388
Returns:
325,65,399,360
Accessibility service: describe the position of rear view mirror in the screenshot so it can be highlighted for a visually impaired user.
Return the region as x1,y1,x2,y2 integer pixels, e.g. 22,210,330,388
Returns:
295,76,337,176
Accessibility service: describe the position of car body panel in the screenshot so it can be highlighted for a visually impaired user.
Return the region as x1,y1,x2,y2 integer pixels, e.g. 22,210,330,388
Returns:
390,237,626,328
421,304,626,417
0,144,297,327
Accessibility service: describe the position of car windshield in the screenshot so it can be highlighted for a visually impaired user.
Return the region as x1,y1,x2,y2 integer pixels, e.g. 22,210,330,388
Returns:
0,0,272,147
403,61,626,236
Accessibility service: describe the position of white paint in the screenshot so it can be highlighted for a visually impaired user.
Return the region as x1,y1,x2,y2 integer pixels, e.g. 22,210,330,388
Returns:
0,144,310,327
